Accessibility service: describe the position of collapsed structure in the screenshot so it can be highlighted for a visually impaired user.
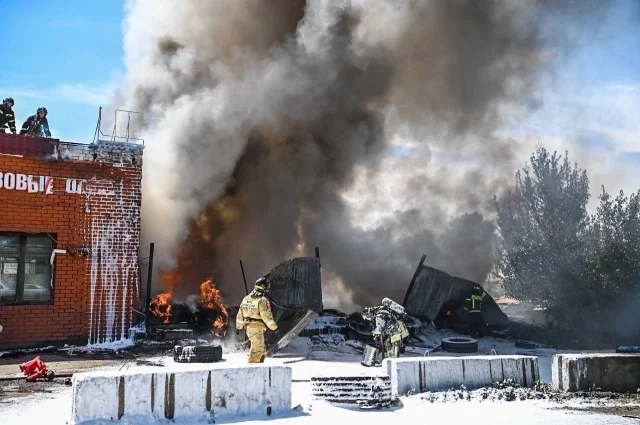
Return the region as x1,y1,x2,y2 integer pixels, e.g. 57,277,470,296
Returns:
403,255,509,332
147,252,323,353
0,127,143,349
148,251,508,350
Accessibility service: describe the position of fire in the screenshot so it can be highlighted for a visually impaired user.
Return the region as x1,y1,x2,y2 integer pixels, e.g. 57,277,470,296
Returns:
149,292,173,323
200,278,229,335
151,256,229,336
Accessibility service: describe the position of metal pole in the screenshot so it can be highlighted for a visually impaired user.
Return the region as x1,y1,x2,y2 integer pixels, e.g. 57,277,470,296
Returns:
315,246,321,269
238,260,250,344
239,260,249,295
144,243,155,334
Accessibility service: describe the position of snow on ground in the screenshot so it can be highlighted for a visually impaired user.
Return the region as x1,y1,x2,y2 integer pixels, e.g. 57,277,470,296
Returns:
305,314,344,330
0,367,638,425
0,327,629,425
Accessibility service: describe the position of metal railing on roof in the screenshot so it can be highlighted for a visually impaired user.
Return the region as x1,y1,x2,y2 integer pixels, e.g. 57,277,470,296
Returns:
92,107,145,146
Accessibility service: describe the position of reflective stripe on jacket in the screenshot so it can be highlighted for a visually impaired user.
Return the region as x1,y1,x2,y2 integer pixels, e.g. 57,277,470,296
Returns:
464,293,484,313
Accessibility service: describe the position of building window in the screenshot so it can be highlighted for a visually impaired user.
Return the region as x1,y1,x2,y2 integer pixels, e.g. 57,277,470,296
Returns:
0,233,56,305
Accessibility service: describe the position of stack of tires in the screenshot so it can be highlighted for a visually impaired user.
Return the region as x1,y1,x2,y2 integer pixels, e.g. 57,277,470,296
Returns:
310,375,394,408
173,345,223,363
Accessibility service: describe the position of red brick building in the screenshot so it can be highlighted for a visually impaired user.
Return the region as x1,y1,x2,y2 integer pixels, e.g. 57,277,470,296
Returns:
0,133,143,349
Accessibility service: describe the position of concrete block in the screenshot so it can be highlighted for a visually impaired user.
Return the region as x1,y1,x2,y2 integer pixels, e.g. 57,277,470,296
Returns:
70,364,292,424
384,355,539,396
552,353,640,392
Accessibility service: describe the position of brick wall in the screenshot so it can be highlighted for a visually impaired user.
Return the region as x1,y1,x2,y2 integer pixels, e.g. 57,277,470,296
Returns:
0,135,143,349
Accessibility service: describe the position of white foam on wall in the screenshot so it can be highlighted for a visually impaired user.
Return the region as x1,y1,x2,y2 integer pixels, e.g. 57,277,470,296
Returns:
86,178,140,345
384,355,539,396
70,365,292,425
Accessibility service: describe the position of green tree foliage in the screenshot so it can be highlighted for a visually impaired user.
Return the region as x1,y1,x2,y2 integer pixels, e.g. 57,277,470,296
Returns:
496,146,640,339
585,188,640,330
496,147,590,313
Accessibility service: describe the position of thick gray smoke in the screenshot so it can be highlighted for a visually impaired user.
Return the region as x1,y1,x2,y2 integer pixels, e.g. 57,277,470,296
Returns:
117,0,611,310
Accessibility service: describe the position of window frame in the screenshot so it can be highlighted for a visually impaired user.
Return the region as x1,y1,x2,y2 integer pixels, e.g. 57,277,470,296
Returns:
0,232,57,306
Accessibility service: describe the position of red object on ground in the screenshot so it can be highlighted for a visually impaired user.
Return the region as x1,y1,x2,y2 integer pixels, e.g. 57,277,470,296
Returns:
19,356,50,382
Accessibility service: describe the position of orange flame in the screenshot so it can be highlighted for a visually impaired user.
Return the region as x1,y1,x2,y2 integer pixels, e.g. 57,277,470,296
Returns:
149,292,173,323
200,278,229,336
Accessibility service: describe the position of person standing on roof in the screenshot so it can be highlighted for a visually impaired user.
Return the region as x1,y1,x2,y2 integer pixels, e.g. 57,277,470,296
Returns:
236,277,279,363
0,98,17,134
20,107,51,138
464,283,486,339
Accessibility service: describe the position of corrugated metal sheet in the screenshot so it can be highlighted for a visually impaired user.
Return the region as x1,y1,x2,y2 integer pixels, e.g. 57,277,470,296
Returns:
0,133,56,157
267,257,323,312
404,265,455,320
403,263,508,327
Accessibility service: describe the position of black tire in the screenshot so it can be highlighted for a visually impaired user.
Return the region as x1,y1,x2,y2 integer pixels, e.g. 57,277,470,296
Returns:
174,345,223,363
515,340,538,349
346,322,373,343
441,337,478,353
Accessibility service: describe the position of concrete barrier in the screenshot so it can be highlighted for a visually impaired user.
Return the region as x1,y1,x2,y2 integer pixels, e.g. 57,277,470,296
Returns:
552,353,640,392
71,365,292,425
384,355,539,396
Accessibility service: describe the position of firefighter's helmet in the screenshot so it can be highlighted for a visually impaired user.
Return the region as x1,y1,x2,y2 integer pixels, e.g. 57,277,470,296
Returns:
254,276,270,293
37,107,48,115
3,97,14,107
472,283,483,294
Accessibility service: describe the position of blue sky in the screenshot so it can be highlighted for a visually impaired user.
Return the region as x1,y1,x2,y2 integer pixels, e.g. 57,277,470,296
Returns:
1,0,638,160
1,0,125,142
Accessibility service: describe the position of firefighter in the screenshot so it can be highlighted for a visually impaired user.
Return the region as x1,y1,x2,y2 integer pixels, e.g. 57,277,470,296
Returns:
384,320,410,358
236,277,279,363
0,97,17,134
464,283,486,338
20,107,51,138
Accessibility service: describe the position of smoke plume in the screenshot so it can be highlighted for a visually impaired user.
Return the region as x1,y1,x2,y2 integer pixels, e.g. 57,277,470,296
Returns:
116,0,612,310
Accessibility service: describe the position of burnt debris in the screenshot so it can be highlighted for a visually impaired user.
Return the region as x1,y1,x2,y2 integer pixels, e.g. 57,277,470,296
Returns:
403,256,509,332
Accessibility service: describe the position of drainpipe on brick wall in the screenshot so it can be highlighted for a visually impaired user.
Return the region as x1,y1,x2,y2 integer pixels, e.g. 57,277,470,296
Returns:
49,249,68,291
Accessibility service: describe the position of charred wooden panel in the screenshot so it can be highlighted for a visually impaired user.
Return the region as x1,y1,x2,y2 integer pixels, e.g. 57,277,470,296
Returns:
267,257,323,312
404,262,508,328
404,266,454,321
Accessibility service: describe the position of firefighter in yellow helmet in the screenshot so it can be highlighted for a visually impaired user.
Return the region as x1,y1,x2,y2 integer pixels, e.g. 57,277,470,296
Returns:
236,277,279,363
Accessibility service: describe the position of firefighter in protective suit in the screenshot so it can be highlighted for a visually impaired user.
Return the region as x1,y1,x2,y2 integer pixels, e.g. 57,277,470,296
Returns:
464,283,486,338
236,277,279,363
0,97,17,134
